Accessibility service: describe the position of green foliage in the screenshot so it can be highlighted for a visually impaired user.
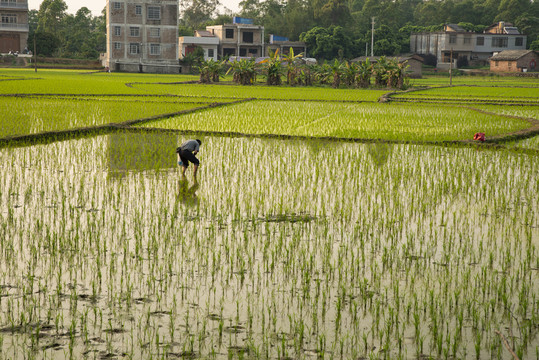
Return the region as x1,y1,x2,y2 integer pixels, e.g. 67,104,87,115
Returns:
32,2,105,59
27,31,60,57
300,26,354,61
198,59,226,83
178,25,195,36
226,59,258,85
181,47,205,69
180,0,220,29
260,49,283,85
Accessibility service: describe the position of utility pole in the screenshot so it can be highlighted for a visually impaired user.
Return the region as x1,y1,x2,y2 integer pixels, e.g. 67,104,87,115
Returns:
371,17,375,57
34,34,37,73
449,48,453,86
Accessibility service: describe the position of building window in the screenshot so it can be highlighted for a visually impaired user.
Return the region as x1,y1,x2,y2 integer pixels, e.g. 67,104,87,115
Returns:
243,32,253,43
463,36,471,44
476,36,484,46
239,48,247,56
223,48,235,56
150,44,161,55
492,37,508,48
449,34,457,44
248,48,257,55
208,49,214,58
130,27,140,37
1,14,17,23
114,26,121,36
225,29,234,39
113,2,121,10
129,43,140,54
150,28,160,38
135,5,142,15
148,6,161,20
515,37,523,46
114,42,122,50
495,61,499,67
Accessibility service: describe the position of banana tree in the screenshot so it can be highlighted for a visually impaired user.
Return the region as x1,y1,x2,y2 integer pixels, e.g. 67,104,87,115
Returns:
355,58,373,88
341,61,358,87
329,59,343,89
282,47,303,86
226,58,257,85
260,49,282,85
198,59,225,84
373,56,388,87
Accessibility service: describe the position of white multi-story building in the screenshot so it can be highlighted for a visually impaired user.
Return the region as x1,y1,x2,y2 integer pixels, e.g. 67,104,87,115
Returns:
104,0,179,73
0,0,29,53
410,22,527,68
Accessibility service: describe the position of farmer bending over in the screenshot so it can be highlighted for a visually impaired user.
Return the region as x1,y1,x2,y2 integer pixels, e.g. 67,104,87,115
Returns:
176,139,202,179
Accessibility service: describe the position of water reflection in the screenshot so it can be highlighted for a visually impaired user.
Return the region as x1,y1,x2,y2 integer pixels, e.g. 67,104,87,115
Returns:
177,179,199,207
367,142,392,166
107,132,177,176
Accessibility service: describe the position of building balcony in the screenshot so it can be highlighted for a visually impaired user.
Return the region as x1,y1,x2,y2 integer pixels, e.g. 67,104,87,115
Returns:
0,23,29,32
0,1,28,10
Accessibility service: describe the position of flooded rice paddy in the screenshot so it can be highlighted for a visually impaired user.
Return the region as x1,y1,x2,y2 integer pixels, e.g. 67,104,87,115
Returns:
0,133,537,359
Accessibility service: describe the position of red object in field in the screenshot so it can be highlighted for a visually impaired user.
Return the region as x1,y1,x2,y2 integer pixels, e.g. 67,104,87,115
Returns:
473,132,485,142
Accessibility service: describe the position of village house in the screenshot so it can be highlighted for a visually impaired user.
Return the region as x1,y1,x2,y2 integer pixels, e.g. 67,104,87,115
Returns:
265,34,307,57
410,22,526,69
178,18,308,63
103,0,180,73
490,50,538,73
178,30,219,61
206,18,265,59
0,0,29,54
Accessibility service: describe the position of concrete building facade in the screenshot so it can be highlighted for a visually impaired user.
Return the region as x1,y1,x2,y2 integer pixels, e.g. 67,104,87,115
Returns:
0,0,29,53
104,0,179,73
410,22,526,69
206,23,265,58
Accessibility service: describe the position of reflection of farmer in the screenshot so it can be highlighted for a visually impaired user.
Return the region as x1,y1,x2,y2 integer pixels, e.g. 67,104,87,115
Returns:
178,179,199,207
176,139,201,179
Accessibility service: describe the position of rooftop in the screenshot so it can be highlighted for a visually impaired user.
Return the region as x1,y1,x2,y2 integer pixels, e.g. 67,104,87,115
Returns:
490,50,536,61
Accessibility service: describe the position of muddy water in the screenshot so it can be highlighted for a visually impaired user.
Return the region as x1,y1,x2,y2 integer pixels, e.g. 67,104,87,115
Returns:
0,132,537,359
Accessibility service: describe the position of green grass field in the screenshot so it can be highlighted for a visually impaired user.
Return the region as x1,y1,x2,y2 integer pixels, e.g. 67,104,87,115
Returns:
0,69,537,144
140,100,528,142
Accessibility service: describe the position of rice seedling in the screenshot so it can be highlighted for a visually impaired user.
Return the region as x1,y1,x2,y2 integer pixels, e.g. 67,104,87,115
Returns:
393,86,539,104
0,95,216,138
139,100,529,142
0,132,536,359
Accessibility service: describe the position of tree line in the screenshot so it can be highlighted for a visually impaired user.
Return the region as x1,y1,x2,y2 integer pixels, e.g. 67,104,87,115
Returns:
28,0,105,58
183,0,539,61
29,0,539,61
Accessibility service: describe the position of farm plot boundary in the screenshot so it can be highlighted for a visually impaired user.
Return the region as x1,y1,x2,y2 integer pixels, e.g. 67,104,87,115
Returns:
0,73,538,152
